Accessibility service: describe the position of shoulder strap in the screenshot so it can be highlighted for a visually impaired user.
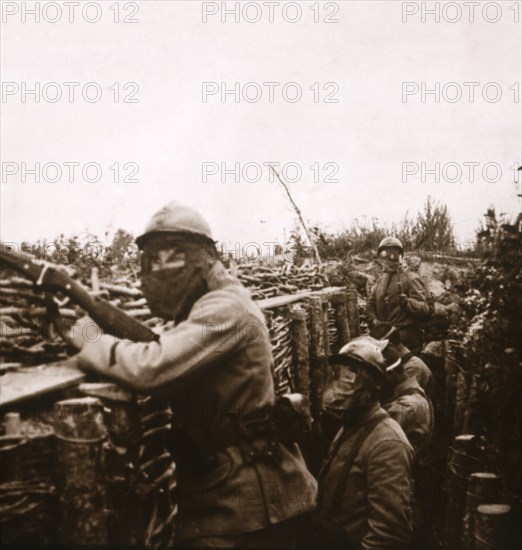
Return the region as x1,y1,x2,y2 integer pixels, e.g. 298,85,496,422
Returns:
401,352,414,364
331,411,388,513
382,271,393,296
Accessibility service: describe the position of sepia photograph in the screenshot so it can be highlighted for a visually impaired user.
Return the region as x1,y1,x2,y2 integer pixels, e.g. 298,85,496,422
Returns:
0,1,521,548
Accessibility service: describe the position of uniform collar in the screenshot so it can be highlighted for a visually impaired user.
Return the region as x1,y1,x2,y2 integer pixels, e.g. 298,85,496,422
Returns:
206,260,242,291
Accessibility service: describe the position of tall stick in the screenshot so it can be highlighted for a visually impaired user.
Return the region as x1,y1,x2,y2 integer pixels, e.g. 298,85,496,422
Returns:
269,164,322,266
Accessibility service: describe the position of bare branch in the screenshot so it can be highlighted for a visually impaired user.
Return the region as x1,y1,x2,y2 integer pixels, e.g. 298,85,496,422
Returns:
269,165,322,266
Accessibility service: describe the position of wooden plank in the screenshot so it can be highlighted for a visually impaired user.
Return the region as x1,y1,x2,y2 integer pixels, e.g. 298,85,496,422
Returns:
258,291,312,310
313,286,346,297
0,356,85,408
258,286,345,311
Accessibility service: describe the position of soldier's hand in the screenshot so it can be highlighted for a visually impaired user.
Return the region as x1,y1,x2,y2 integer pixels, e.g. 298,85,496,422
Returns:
398,293,408,306
67,316,99,351
445,302,460,322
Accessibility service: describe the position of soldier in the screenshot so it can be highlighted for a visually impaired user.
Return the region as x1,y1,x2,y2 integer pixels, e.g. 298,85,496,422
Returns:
367,237,431,354
381,352,434,458
370,324,436,546
70,202,317,548
370,323,434,401
312,336,414,550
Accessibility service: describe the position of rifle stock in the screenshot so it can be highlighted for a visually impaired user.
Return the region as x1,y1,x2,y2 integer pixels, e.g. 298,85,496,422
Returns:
0,242,157,343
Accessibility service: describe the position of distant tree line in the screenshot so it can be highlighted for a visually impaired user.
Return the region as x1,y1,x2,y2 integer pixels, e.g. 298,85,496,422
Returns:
13,198,512,274
288,196,477,264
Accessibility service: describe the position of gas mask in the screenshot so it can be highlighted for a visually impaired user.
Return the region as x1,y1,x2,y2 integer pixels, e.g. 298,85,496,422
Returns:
378,247,403,272
140,239,215,322
323,362,380,417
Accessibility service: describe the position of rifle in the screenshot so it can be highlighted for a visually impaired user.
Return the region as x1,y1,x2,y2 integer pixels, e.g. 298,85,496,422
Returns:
0,242,157,343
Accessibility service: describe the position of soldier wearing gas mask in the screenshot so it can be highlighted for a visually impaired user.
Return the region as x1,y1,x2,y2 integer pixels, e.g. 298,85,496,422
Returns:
72,202,317,548
310,336,414,550
367,237,431,354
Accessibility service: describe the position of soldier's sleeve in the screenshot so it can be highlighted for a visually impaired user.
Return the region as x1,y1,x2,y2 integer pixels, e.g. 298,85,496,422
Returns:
77,289,257,392
386,399,410,430
433,301,449,319
403,273,431,320
386,398,429,455
361,439,414,550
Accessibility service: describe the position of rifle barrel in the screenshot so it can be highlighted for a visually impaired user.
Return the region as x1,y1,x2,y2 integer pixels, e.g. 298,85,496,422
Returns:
0,242,157,343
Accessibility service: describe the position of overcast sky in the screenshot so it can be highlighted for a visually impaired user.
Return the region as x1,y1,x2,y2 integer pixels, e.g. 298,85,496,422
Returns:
1,0,521,251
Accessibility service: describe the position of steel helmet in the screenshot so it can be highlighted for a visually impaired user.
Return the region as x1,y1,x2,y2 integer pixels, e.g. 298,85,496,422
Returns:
377,236,403,255
136,201,213,249
328,336,401,378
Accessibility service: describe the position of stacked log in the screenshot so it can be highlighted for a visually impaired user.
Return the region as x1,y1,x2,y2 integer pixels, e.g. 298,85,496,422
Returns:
289,306,311,399
235,262,329,300
345,285,360,338
461,473,503,549
79,383,144,545
301,296,331,476
445,434,482,549
323,301,334,358
0,271,153,365
1,261,330,365
330,291,350,353
53,397,108,545
308,297,328,423
474,504,513,550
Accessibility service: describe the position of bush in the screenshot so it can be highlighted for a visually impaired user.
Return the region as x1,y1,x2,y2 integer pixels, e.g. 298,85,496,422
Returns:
450,210,522,506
